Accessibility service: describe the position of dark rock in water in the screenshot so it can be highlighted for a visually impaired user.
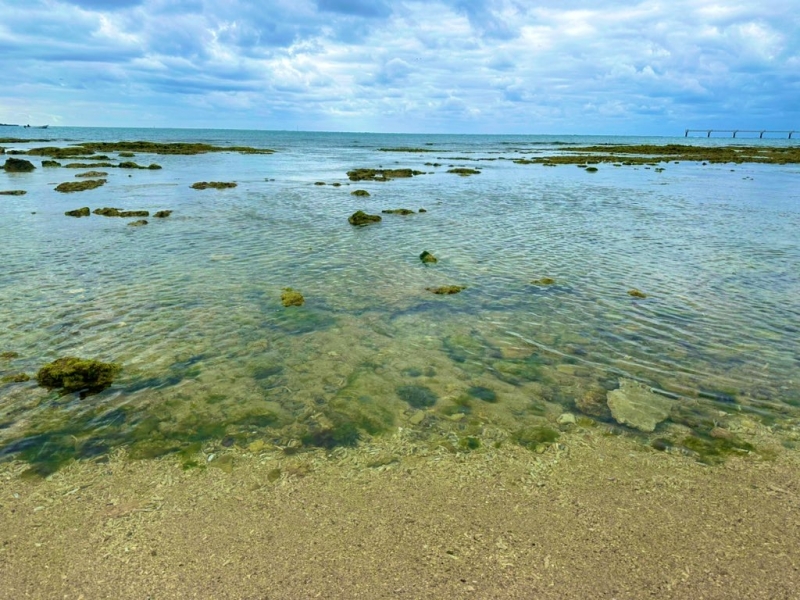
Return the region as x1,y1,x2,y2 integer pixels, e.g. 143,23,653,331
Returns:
36,357,121,394
627,289,648,298
191,181,237,190
396,384,438,408
148,164,162,170
75,170,108,178
348,210,381,226
351,190,370,197
55,179,106,193
447,168,480,176
128,219,148,227
531,277,556,285
426,285,465,295
0,190,26,196
153,210,173,218
382,208,415,215
94,207,122,216
65,207,90,217
42,160,61,167
332,182,341,187
419,250,437,263
1,372,30,384
467,385,498,403
585,167,599,172
1,351,20,360
118,161,146,169
119,152,135,158
3,158,35,172
119,210,149,217
281,287,304,307
347,168,424,182
64,162,114,169
314,181,326,186
418,208,427,213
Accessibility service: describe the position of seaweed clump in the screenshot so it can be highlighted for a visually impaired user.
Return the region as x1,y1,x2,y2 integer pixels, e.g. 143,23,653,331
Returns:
426,285,465,295
1,373,30,383
348,210,381,226
55,179,106,193
191,181,237,190
396,384,438,408
3,158,35,172
36,357,121,394
281,288,305,307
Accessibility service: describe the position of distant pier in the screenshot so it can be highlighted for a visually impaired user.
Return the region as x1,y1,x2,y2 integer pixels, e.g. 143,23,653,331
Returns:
685,129,796,139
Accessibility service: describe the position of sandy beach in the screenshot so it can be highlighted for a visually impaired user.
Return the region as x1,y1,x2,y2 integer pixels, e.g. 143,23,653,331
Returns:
2,425,798,600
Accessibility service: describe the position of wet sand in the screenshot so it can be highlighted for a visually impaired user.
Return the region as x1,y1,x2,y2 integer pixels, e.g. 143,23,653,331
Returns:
1,428,799,600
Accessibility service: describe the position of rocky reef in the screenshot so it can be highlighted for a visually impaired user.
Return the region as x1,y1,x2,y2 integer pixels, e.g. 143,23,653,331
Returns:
382,208,415,215
447,168,481,176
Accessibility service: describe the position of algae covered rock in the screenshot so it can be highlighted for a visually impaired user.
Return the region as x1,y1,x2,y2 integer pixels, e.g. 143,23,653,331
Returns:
281,287,304,307
153,210,173,218
94,207,122,216
420,250,437,264
628,289,648,298
55,179,106,193
3,158,35,172
607,378,672,432
75,170,108,178
1,373,30,384
191,181,237,190
36,357,121,394
382,208,415,215
426,285,465,295
65,207,90,217
119,210,149,217
0,190,26,196
447,168,480,176
531,277,556,285
42,160,61,167
347,168,424,182
128,219,148,226
348,210,381,226
351,189,370,197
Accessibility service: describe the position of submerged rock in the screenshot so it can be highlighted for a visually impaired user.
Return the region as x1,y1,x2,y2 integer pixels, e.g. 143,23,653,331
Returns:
281,287,304,307
382,208,415,215
1,373,30,384
627,289,648,298
0,190,26,196
93,207,122,216
3,158,35,172
75,170,108,178
42,160,61,167
65,207,90,217
128,219,148,227
426,285,465,295
531,277,556,285
153,210,173,218
447,168,480,176
36,357,121,394
351,189,370,197
348,210,381,226
607,378,673,432
119,210,149,217
419,250,437,263
55,179,106,193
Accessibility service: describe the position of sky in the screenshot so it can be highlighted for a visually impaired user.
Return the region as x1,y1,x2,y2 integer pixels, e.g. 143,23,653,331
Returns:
0,0,798,135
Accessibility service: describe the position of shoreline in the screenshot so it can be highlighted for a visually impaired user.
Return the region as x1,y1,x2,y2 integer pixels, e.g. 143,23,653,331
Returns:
2,427,798,599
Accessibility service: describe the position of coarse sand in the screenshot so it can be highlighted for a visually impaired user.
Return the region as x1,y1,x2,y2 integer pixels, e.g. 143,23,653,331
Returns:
1,427,798,600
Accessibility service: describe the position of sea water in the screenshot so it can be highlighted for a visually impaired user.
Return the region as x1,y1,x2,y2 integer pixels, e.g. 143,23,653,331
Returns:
1,128,798,471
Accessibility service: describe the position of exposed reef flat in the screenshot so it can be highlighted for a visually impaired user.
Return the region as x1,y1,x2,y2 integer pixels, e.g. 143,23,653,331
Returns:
25,141,274,157
347,168,425,182
55,179,106,193
191,181,238,190
513,144,800,166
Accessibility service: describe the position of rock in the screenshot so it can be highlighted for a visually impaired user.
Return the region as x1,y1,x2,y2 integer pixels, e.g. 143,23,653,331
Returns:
36,357,121,394
531,277,556,285
419,250,437,263
42,160,61,167
628,289,648,298
153,210,173,218
351,190,370,197
426,285,465,295
607,378,673,432
408,411,426,425
585,167,599,172
314,181,326,185
347,168,424,182
0,190,26,196
557,413,577,425
382,208,415,215
348,210,381,226
75,170,108,178
3,158,35,172
94,207,122,216
418,208,427,213
575,386,612,418
65,207,90,217
128,219,148,226
191,181,237,190
281,287,304,307
55,179,106,193
119,210,149,217
447,168,480,176
1,351,20,360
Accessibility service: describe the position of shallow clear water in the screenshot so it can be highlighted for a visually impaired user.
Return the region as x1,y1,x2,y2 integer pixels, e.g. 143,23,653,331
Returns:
1,129,799,471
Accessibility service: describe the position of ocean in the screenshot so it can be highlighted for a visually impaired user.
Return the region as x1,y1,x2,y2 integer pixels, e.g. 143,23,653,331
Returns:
1,128,798,473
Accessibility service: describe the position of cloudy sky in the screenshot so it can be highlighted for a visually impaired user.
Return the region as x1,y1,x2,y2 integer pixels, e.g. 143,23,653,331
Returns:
1,0,798,134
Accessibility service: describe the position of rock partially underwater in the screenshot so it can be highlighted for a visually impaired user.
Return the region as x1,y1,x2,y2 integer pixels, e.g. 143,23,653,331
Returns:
36,357,121,394
55,179,106,193
281,288,305,307
607,378,673,432
348,211,381,226
3,158,35,172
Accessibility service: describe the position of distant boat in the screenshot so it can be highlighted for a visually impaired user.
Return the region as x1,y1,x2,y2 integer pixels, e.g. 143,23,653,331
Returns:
37,125,49,129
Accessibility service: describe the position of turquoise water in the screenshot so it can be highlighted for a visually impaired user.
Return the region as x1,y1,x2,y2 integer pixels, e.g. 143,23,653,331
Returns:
1,129,799,471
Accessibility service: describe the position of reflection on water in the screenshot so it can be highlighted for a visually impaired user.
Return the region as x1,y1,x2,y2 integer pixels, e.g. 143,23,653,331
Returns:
1,130,799,474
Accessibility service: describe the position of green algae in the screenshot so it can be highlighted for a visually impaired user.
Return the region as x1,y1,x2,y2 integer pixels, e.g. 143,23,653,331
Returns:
55,179,106,193
513,425,560,451
191,181,237,190
678,434,755,465
281,288,305,307
36,357,121,394
348,210,382,226
1,373,30,383
531,277,556,285
467,385,498,403
396,384,438,408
